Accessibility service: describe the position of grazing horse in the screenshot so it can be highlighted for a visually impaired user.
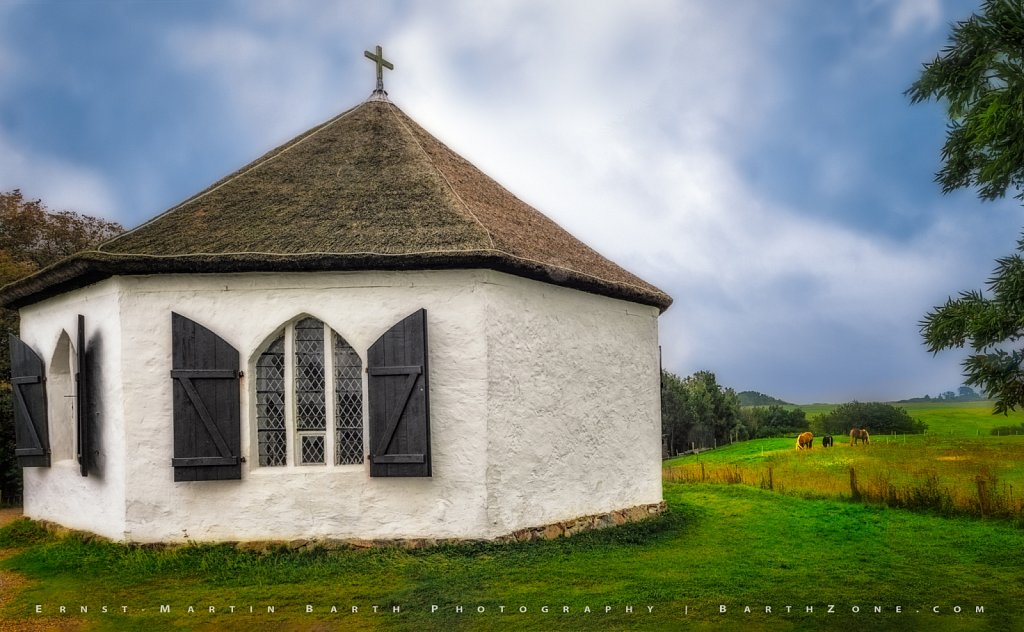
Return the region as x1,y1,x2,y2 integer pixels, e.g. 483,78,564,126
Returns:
796,431,814,450
822,435,834,448
850,427,870,446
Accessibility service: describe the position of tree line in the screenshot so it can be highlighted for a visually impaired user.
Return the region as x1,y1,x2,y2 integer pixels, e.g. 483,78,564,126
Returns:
899,386,983,404
661,370,808,454
661,370,927,456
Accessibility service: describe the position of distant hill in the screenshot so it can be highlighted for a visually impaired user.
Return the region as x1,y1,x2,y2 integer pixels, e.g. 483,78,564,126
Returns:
738,391,791,406
896,387,985,404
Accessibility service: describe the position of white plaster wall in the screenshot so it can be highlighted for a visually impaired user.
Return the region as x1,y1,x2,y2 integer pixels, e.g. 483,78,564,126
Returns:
16,268,663,542
18,280,128,539
116,270,490,542
481,272,663,536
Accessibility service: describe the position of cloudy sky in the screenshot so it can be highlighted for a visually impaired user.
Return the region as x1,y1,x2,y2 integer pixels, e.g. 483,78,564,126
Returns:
1,0,1017,403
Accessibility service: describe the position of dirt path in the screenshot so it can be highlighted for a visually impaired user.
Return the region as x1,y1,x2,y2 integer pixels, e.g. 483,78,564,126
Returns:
0,508,21,529
0,508,81,631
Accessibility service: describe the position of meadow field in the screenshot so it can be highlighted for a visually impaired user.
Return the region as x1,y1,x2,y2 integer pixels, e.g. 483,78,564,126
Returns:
0,401,1021,631
666,401,1024,521
793,400,1024,436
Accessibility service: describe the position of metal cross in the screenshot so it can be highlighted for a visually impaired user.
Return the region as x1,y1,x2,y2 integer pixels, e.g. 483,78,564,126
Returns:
364,45,394,93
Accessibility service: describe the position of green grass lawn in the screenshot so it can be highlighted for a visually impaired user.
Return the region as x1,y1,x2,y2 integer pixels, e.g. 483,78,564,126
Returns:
1,483,1022,631
2,401,1021,631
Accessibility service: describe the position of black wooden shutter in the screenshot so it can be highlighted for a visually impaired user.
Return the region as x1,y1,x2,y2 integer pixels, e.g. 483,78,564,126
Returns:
76,315,90,477
367,308,431,477
8,334,50,467
170,313,241,481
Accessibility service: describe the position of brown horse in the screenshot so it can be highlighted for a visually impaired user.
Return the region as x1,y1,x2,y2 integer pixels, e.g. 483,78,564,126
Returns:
796,431,813,450
850,428,870,446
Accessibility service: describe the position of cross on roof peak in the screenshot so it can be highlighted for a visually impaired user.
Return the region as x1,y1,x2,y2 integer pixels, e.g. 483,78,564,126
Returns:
364,45,394,95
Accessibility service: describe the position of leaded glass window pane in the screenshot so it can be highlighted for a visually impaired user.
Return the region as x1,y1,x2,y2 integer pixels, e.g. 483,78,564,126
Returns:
300,434,325,465
294,317,326,435
334,333,363,465
257,318,366,469
256,336,286,467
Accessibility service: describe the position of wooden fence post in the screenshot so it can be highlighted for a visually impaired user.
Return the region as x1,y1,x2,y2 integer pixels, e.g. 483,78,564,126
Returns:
850,467,860,501
768,467,774,491
976,476,990,517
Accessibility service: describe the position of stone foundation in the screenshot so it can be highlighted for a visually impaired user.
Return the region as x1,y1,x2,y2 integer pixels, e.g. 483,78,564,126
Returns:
33,501,667,551
494,501,667,544
234,502,667,552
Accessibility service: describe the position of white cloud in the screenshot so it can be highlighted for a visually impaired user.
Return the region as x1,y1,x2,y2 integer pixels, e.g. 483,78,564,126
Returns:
377,0,984,400
138,0,989,400
887,0,944,36
161,0,424,145
0,130,119,221
165,24,337,144
0,3,122,221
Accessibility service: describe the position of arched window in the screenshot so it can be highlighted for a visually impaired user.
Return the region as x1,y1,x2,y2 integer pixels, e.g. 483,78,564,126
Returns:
256,337,286,466
47,331,75,462
255,317,364,467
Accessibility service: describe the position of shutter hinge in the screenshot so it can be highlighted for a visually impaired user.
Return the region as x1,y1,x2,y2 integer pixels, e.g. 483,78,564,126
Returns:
240,456,247,463
238,370,244,378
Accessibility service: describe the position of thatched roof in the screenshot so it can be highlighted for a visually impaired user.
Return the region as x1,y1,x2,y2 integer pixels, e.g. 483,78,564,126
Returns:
0,98,671,312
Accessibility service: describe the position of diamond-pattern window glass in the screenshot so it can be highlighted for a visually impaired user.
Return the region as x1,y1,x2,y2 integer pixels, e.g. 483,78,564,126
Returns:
334,333,364,465
300,434,325,465
256,336,286,467
257,318,368,469
294,317,326,432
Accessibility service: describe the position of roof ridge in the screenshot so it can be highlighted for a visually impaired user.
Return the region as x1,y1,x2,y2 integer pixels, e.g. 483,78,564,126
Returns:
384,103,497,250
100,104,365,251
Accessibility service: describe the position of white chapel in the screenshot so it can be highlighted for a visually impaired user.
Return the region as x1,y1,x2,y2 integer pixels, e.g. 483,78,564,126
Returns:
1,49,672,544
